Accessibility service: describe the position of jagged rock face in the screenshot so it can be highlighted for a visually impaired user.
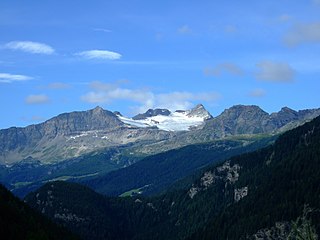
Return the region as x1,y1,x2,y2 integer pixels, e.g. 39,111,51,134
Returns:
186,104,212,120
188,161,241,199
267,107,299,130
203,105,270,137
42,106,123,136
0,107,147,164
234,186,248,202
248,222,291,240
0,107,123,150
133,108,171,120
202,105,320,138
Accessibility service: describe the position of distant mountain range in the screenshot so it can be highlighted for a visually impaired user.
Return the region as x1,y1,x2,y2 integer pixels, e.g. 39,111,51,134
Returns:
1,104,320,198
1,104,319,165
25,115,320,240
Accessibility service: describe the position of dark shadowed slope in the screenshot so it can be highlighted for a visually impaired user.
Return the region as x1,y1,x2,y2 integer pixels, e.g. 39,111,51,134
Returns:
0,183,78,240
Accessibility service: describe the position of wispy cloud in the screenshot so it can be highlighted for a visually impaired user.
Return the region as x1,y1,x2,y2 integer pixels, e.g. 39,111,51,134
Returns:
249,89,266,98
25,94,50,104
4,41,55,54
178,25,192,34
75,50,122,60
0,73,33,83
204,63,244,77
81,81,220,113
94,28,112,33
256,61,295,82
284,22,320,46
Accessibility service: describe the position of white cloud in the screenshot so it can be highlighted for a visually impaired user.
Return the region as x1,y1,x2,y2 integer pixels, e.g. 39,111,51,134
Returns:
256,61,295,82
0,73,33,83
284,22,320,46
94,28,112,33
75,50,121,60
204,63,244,77
156,92,219,111
4,41,55,54
178,25,192,34
81,81,220,113
25,94,50,104
82,81,153,104
249,89,266,98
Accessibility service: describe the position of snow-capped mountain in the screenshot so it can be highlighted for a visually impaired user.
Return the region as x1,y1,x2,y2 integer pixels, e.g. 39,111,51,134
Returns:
132,109,171,120
1,104,320,165
117,104,212,131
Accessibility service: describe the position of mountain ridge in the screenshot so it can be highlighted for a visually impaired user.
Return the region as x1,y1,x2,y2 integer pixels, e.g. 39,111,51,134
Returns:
25,115,320,240
0,104,319,165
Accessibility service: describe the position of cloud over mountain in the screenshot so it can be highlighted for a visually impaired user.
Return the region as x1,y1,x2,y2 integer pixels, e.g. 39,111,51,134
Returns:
81,81,220,113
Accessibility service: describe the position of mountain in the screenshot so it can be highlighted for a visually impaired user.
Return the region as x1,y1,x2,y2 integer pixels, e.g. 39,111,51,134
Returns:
132,108,171,120
119,104,212,131
189,114,320,240
0,183,78,239
25,181,157,240
25,115,320,239
201,105,320,138
0,106,174,164
1,104,319,165
186,103,212,119
1,104,320,198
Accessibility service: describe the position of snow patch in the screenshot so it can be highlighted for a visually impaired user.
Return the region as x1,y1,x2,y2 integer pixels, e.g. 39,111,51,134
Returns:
118,111,206,132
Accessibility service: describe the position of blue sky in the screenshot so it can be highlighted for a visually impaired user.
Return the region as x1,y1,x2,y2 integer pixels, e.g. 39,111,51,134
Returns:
1,0,320,129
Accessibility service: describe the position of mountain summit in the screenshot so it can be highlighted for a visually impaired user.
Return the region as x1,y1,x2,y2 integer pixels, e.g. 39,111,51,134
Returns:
186,104,212,119
119,104,212,131
133,108,171,120
0,104,319,165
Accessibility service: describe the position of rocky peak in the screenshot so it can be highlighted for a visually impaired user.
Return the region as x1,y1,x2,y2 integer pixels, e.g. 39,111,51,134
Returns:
280,106,295,113
276,107,298,118
203,105,270,137
43,107,123,135
186,104,212,120
92,106,104,114
217,105,269,126
113,111,122,117
133,108,171,120
269,107,299,127
221,105,268,118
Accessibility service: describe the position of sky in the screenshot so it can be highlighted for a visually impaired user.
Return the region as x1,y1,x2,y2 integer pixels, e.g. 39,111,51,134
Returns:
1,0,320,129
